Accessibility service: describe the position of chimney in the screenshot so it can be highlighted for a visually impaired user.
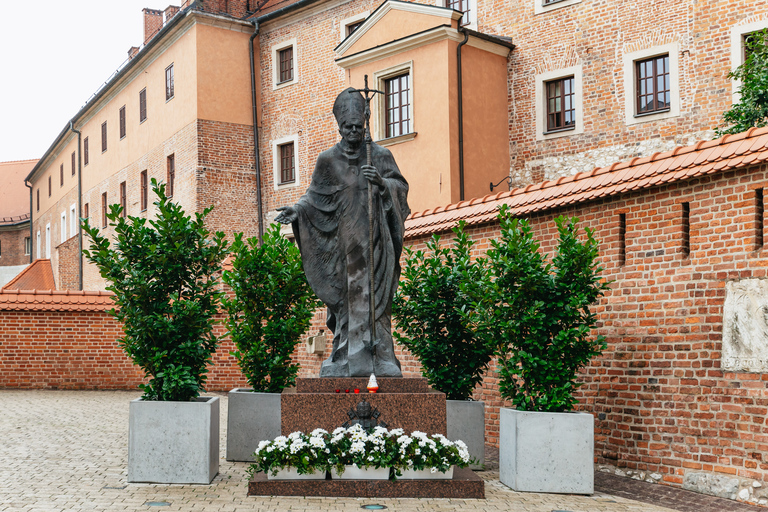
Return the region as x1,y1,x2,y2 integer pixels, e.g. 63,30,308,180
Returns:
128,46,140,60
143,8,164,44
164,5,180,22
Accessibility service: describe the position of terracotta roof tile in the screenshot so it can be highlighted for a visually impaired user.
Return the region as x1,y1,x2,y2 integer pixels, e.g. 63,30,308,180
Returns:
0,289,115,312
404,128,768,239
1,259,56,291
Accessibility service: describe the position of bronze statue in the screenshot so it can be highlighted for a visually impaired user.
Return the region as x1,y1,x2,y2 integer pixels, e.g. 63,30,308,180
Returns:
275,86,410,377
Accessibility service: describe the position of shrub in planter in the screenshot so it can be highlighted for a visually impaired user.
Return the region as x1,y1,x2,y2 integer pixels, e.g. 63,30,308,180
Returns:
483,206,610,412
222,223,319,392
82,179,230,402
393,221,493,400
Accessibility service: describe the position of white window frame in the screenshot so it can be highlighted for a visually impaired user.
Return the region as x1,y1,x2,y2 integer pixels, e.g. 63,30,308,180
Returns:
730,21,768,103
340,11,369,41
36,230,41,260
24,236,31,256
70,203,77,238
272,133,301,190
60,211,67,243
45,223,51,259
535,65,584,141
622,42,680,126
436,0,477,30
535,0,582,15
374,61,416,146
272,39,298,90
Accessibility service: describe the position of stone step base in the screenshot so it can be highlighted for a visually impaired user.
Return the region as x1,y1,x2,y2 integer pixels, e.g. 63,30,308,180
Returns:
247,466,484,498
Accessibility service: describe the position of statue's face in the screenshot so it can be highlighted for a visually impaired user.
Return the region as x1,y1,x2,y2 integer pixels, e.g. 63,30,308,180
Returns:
339,118,364,146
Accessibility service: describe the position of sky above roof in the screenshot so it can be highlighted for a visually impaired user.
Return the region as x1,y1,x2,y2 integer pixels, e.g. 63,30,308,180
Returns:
0,1,158,162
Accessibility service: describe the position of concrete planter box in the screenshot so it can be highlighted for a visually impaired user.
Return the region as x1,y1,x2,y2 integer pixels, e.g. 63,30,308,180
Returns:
332,465,390,480
446,399,484,470
499,407,593,494
399,466,454,479
128,396,219,484
226,389,281,462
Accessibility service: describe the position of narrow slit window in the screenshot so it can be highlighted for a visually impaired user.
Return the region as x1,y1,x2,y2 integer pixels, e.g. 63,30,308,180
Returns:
619,213,626,266
119,106,126,139
120,181,127,218
756,188,764,250
140,170,148,211
139,88,147,122
101,192,108,228
60,164,64,187
83,137,89,166
167,154,175,197
101,121,108,152
84,203,89,219
165,64,175,101
71,151,76,176
682,202,690,258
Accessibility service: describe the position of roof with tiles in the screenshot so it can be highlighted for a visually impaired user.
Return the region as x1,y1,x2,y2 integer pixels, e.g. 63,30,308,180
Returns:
2,260,56,291
0,289,115,312
404,127,768,239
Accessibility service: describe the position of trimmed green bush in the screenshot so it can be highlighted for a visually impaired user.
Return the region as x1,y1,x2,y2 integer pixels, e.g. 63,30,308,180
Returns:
222,224,319,393
483,206,610,412
393,221,493,400
82,179,230,401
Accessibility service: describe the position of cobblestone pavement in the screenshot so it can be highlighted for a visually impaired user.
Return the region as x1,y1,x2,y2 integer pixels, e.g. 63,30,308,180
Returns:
0,390,759,512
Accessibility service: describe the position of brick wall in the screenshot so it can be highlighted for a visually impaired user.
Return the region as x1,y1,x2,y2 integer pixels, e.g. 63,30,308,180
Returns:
56,236,80,291
0,224,30,267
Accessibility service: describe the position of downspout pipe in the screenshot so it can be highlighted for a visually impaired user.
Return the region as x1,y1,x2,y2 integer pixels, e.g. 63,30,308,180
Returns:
24,181,33,263
249,20,264,244
457,26,469,202
69,120,83,290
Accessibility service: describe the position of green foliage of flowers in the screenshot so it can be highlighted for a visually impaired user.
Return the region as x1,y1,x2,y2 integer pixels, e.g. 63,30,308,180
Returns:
250,425,471,480
716,29,768,136
222,224,319,392
393,221,494,400
82,179,230,401
480,205,610,412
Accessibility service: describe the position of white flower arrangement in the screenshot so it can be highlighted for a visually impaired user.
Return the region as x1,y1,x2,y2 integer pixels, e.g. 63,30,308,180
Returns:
250,425,472,480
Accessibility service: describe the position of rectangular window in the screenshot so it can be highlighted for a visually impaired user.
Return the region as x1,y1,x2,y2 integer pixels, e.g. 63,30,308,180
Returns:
278,47,293,84
166,64,175,100
84,202,89,219
446,0,470,26
60,164,64,187
619,213,626,266
36,189,39,211
546,76,576,132
102,192,108,228
279,142,295,184
84,137,89,166
140,170,148,211
71,151,76,176
61,211,67,243
756,188,764,250
139,88,147,122
24,237,31,256
682,202,690,258
636,54,670,115
167,154,175,197
48,176,51,197
384,73,411,138
119,105,126,139
120,181,127,218
101,121,107,152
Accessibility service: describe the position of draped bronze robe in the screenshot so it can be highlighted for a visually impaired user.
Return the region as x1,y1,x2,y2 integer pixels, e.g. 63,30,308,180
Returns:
291,141,409,377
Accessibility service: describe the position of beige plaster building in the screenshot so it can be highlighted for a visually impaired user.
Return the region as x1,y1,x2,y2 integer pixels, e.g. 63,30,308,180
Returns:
22,0,768,289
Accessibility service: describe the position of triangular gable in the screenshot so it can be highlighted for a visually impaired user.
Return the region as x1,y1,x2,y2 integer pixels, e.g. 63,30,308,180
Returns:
335,0,461,58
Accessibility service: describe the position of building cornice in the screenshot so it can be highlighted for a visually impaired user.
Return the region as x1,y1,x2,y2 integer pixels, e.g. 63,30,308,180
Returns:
334,0,461,56
335,24,511,69
259,0,353,32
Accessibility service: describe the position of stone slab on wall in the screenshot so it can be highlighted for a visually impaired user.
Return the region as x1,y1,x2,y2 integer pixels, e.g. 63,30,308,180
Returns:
722,279,768,372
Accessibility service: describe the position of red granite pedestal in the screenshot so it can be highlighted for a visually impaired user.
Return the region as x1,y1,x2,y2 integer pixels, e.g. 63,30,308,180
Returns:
281,377,447,435
246,377,484,498
247,467,485,498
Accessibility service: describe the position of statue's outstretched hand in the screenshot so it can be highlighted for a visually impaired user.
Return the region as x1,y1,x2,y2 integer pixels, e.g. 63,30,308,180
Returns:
275,205,298,224
362,165,384,190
